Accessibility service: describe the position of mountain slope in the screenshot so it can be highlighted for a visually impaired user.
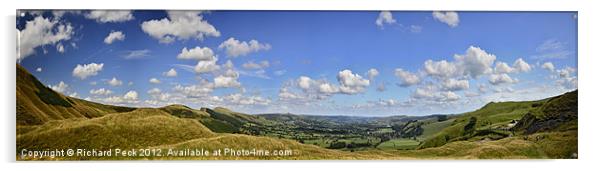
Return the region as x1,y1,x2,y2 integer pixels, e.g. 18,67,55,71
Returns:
16,64,135,126
418,90,577,152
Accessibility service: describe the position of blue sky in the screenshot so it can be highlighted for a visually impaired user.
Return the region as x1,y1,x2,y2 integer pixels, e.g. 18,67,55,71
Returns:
16,10,577,116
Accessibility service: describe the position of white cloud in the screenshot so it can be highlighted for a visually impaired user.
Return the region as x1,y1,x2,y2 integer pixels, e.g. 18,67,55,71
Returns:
218,37,271,57
147,88,162,95
123,90,138,101
89,88,113,96
441,78,469,91
213,61,241,88
85,10,134,23
56,43,65,53
194,59,220,73
541,62,555,72
377,82,386,92
432,11,460,27
394,68,420,87
17,16,74,61
375,11,397,28
489,73,518,85
558,67,576,78
173,83,214,97
107,77,123,86
104,31,125,44
454,46,496,78
223,93,271,106
278,87,304,100
36,67,42,72
72,63,104,80
366,68,379,80
122,49,150,59
318,83,340,94
163,68,178,77
50,81,68,93
513,58,532,72
297,76,314,90
494,61,514,74
149,78,161,84
412,85,460,102
337,69,370,94
177,46,216,60
424,60,459,78
243,60,270,69
141,11,220,43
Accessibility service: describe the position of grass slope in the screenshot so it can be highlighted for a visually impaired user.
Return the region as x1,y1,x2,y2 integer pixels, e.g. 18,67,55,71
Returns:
16,64,134,126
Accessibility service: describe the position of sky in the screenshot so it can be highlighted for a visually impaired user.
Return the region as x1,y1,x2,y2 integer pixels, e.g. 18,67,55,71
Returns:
16,10,577,116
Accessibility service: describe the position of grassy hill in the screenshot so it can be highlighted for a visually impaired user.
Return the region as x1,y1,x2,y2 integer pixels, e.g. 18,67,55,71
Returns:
16,64,135,126
418,90,577,159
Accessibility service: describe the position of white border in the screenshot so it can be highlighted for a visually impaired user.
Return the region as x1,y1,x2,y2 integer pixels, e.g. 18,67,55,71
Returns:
2,0,601,171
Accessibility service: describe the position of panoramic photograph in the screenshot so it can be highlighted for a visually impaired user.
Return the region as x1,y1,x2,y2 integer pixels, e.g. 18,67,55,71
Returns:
16,10,577,160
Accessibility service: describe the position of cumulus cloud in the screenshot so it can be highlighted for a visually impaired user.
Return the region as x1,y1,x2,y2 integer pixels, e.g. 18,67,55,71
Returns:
432,11,460,27
424,60,459,78
85,10,134,23
89,88,113,96
141,11,220,43
17,16,74,61
123,90,138,101
213,60,241,88
375,11,397,28
72,63,104,80
366,68,379,80
95,90,139,105
513,58,532,72
50,81,69,93
541,62,555,72
173,83,214,97
107,77,123,86
441,78,469,91
454,46,497,78
104,31,125,44
36,67,42,72
194,59,220,73
297,76,315,91
318,83,340,94
218,37,271,57
489,73,518,85
177,46,216,60
494,61,514,74
243,60,270,70
337,69,370,94
149,78,161,84
412,84,460,102
163,68,178,77
394,68,420,87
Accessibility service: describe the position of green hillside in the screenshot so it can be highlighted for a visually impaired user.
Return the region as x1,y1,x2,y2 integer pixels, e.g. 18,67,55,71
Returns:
16,64,135,126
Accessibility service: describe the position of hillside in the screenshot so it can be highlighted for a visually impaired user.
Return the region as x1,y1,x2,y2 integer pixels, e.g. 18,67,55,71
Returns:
418,90,577,158
16,64,135,126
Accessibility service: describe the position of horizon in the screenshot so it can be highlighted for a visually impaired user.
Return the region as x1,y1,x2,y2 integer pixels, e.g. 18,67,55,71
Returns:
16,10,577,116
